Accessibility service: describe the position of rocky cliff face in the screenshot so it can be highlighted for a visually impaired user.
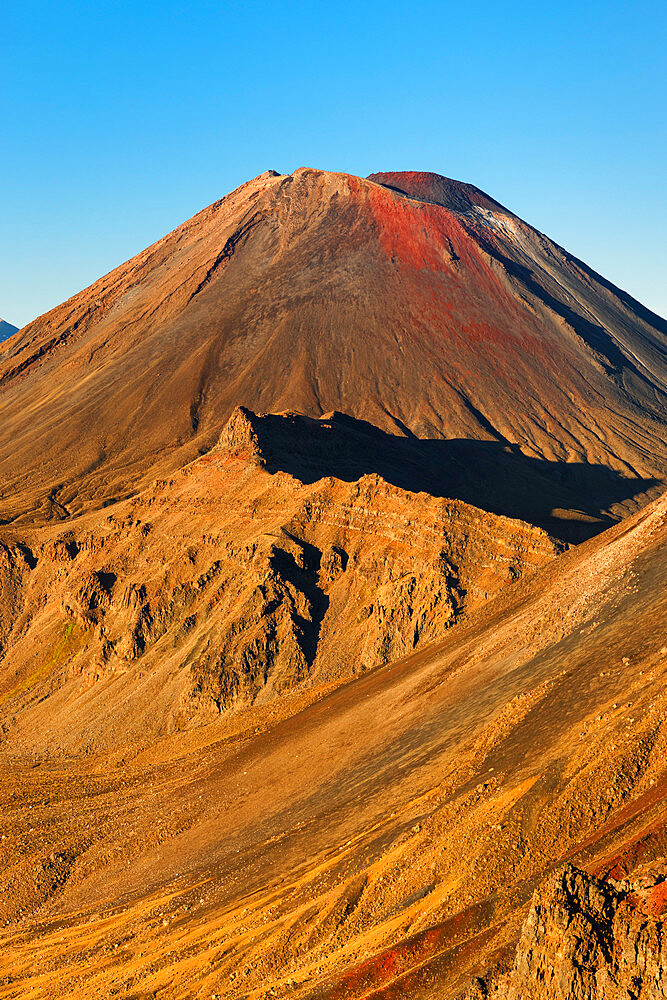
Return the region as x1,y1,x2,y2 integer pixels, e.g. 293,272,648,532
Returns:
473,864,667,999
0,408,562,752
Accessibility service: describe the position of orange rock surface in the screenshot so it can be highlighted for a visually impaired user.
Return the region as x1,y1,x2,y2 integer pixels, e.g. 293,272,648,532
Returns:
0,406,563,753
0,487,664,999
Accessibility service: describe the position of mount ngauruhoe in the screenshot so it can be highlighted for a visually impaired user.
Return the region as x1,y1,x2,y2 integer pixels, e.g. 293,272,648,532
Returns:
0,169,664,536
0,170,666,1000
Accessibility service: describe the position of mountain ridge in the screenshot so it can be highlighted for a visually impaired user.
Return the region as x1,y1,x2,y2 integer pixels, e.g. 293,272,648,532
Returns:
0,405,564,752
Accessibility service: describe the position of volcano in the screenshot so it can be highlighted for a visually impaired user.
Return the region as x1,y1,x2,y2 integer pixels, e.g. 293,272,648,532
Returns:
0,168,664,537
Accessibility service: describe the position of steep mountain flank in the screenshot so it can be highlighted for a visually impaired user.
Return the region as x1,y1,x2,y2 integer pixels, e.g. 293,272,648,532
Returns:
0,487,664,998
0,169,664,531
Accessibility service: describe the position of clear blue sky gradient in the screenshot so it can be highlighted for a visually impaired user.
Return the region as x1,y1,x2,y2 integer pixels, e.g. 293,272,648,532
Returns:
2,0,666,328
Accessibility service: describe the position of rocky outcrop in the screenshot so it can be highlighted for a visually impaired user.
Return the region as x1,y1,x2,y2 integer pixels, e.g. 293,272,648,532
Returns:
215,405,264,461
475,864,667,999
0,542,31,655
0,426,563,749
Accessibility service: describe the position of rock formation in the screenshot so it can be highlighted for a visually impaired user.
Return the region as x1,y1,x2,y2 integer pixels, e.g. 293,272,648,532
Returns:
473,864,667,999
0,406,562,751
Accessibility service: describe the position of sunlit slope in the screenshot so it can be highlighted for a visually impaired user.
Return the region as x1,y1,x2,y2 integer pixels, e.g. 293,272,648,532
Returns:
0,410,562,751
1,490,664,998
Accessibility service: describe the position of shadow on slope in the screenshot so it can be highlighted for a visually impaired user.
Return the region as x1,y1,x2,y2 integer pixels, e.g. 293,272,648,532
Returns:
227,409,661,543
473,237,667,398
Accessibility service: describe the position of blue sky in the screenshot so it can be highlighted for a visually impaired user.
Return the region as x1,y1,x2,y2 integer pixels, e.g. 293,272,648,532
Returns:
2,0,666,327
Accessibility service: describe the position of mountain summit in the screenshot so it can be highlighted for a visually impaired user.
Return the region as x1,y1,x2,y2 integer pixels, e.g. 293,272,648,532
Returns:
0,168,665,532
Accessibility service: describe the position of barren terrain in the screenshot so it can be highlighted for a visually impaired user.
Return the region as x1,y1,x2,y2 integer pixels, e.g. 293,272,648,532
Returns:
0,489,664,998
0,405,562,752
0,169,666,998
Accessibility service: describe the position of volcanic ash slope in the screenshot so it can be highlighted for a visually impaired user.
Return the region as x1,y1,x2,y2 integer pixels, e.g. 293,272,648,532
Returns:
0,168,665,535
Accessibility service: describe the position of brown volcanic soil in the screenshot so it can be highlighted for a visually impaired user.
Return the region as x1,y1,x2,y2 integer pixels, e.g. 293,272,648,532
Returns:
0,486,664,998
0,168,665,533
0,406,562,754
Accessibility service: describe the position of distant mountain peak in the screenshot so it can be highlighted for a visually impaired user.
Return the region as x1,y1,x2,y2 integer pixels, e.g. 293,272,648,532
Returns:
0,318,19,342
